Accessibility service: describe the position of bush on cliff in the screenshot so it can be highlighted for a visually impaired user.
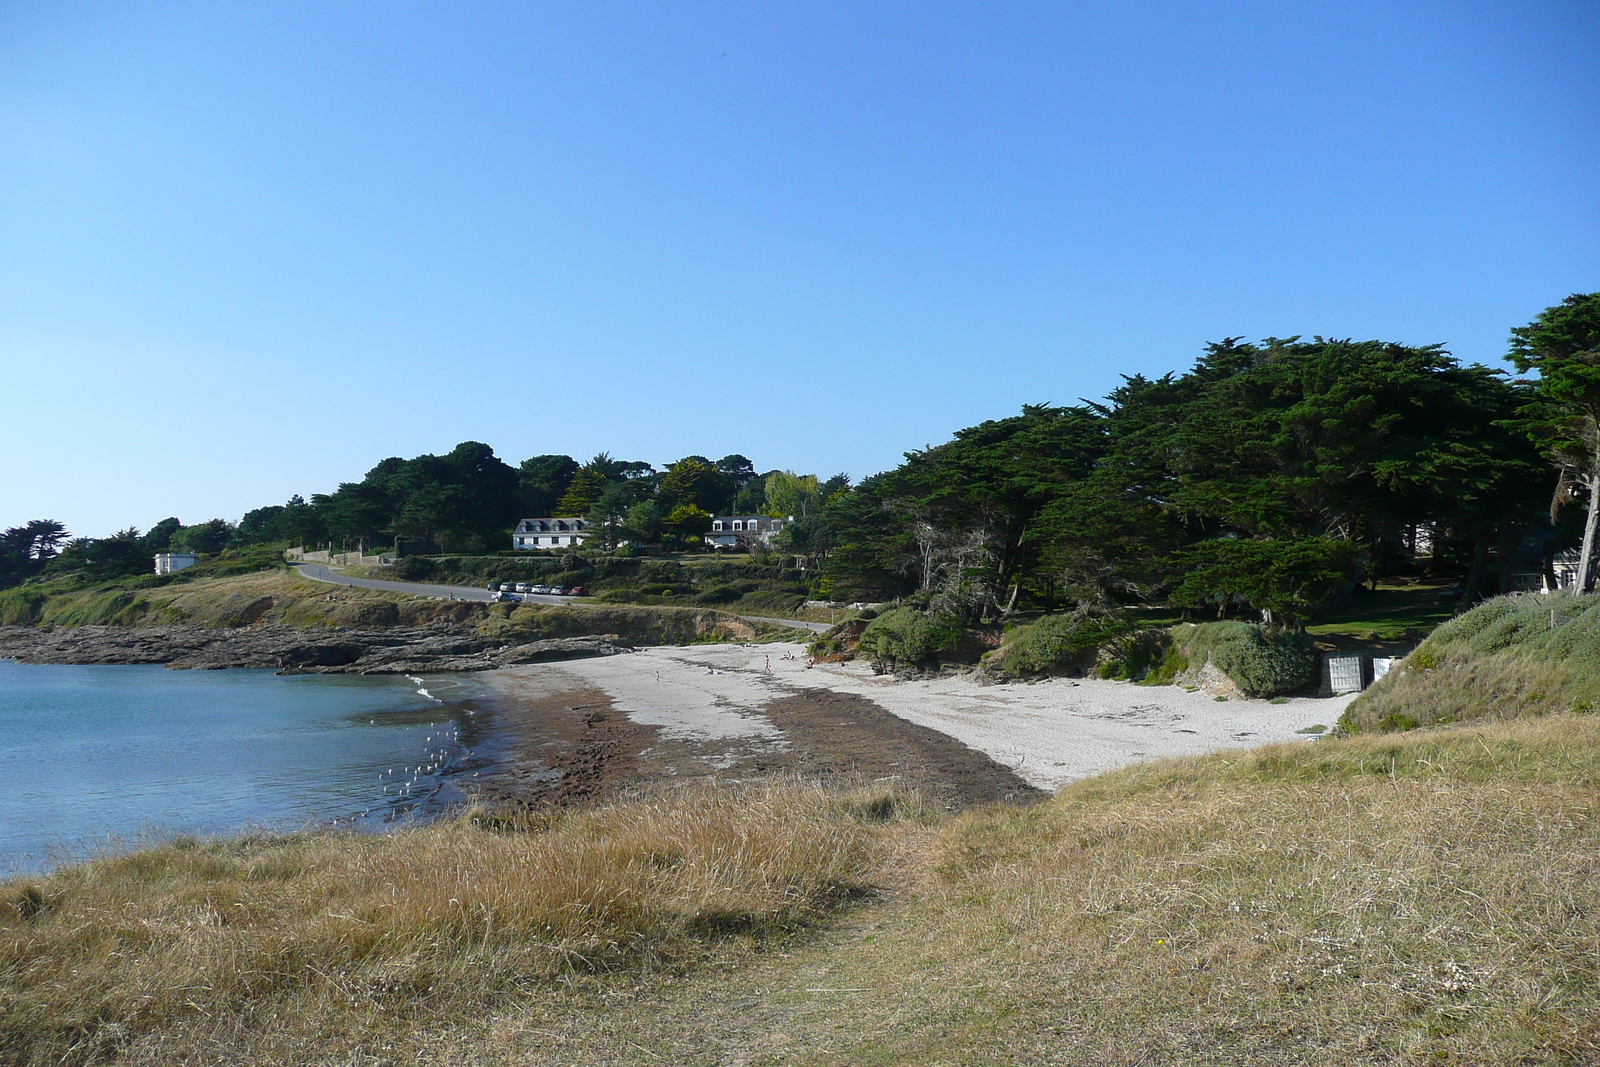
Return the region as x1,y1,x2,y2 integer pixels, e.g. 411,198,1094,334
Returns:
991,612,1134,676
1173,621,1318,697
809,618,869,662
855,607,964,672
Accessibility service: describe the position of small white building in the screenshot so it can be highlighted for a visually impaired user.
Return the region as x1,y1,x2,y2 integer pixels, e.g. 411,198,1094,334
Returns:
705,515,789,549
154,553,199,575
512,518,590,550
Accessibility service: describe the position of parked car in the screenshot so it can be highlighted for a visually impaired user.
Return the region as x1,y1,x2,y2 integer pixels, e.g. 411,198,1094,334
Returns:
493,591,519,603
515,582,533,593
486,581,502,591
548,586,568,596
531,584,552,595
568,586,587,596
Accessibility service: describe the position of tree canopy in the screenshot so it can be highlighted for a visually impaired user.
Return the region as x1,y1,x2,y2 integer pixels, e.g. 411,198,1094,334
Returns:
9,305,1587,618
817,337,1551,624
1509,292,1600,590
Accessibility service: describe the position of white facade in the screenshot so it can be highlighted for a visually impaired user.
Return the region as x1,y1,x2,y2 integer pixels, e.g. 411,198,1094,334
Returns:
154,553,199,575
705,515,788,549
1549,549,1581,592
512,517,590,550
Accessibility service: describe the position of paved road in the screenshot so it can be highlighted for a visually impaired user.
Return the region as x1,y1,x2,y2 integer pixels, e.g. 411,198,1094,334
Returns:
290,562,833,633
739,614,833,634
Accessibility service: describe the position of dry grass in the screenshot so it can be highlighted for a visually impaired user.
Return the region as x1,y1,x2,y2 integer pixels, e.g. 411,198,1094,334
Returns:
881,717,1600,1064
451,717,1600,1066
0,781,891,1066
1346,592,1600,732
7,721,1598,1065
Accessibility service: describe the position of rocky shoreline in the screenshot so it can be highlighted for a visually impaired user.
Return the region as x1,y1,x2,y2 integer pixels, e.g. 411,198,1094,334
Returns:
0,624,632,674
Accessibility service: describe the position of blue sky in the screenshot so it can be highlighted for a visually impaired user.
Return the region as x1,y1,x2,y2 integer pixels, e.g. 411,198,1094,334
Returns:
2,1,1597,538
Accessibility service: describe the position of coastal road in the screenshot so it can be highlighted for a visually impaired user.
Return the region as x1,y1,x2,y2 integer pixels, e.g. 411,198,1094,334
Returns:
738,614,833,634
290,562,833,633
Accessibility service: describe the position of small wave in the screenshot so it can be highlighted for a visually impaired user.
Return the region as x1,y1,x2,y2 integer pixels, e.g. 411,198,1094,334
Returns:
405,675,444,703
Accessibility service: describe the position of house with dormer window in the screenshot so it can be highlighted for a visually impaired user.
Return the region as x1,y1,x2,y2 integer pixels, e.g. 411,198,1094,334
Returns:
705,515,789,549
512,517,590,550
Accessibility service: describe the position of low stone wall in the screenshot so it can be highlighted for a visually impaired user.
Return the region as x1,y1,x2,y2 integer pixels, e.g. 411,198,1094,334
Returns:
286,547,390,566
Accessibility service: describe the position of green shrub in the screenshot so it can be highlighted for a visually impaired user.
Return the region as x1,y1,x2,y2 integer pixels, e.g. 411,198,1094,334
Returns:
1168,622,1318,697
0,588,46,626
393,556,437,581
1211,626,1317,697
1099,628,1172,681
1002,613,1133,676
1139,643,1190,686
695,583,753,605
639,562,684,584
856,608,965,670
732,590,808,615
809,619,868,661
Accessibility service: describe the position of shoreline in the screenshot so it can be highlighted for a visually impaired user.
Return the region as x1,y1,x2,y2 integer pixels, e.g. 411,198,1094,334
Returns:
465,640,1360,807
0,622,633,674
0,631,1365,859
468,656,1041,811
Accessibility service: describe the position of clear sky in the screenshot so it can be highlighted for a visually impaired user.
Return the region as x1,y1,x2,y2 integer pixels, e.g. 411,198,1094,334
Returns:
2,1,1597,538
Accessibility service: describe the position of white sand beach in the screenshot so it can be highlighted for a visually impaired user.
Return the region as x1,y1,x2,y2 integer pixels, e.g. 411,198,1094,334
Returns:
493,642,1358,792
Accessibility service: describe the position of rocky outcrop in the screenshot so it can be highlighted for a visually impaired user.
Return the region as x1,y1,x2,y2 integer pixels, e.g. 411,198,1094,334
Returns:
0,625,632,674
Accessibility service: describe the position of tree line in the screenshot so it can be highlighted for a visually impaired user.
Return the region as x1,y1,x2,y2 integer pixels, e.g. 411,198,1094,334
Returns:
230,446,849,555
8,293,1597,625
0,446,848,587
809,294,1600,627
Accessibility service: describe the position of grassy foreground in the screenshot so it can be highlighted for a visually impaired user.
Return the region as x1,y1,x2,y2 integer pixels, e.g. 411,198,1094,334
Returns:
6,718,1598,1065
1,782,888,1066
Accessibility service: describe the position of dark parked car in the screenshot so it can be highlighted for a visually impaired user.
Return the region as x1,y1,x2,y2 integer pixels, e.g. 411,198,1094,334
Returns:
493,591,519,603
487,581,502,591
567,586,587,596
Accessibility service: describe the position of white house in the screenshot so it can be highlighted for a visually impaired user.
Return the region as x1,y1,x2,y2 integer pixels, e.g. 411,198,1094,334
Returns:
512,518,590,550
705,515,789,549
154,552,199,575
1548,548,1582,592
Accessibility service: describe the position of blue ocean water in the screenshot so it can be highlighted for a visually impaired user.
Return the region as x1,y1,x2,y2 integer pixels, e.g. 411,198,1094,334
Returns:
0,661,494,874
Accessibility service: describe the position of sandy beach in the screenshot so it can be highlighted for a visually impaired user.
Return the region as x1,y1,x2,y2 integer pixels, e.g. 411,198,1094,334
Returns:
474,641,1358,805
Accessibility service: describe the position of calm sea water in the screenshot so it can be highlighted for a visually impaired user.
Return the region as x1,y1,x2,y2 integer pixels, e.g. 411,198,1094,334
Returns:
0,661,497,874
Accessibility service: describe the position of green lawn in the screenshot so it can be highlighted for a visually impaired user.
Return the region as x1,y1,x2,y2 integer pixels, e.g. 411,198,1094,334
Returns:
1306,582,1458,643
